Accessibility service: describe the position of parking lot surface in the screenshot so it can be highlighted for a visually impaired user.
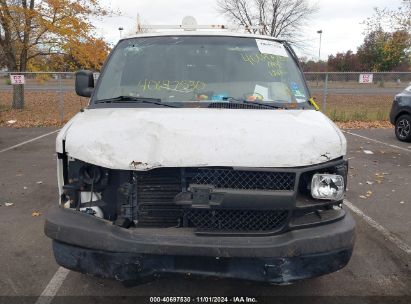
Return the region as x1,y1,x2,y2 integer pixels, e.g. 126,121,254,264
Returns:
0,127,410,303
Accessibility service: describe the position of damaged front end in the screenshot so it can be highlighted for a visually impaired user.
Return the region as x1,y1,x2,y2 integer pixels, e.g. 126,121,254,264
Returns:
56,146,349,235
46,144,355,284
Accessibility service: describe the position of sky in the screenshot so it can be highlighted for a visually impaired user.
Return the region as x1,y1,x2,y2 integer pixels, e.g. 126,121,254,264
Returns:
94,0,404,61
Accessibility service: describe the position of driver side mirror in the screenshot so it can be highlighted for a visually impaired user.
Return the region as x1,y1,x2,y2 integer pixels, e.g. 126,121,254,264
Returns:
75,70,94,97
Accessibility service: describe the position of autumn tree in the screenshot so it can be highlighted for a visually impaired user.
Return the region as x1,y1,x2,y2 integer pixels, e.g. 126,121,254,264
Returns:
0,0,111,109
29,37,111,71
357,0,411,71
357,30,410,71
217,0,317,45
327,50,364,72
299,57,327,72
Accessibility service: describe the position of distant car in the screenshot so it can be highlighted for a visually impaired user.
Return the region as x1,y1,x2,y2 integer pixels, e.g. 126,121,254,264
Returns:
390,85,411,142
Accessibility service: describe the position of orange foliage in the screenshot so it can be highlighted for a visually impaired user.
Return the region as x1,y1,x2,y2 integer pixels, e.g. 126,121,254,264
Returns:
0,0,113,71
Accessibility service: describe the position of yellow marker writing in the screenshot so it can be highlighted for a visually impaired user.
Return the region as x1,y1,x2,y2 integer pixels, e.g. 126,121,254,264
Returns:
309,97,320,111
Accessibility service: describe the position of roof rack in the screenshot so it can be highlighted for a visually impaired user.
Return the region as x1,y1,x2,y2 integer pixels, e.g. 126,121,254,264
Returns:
139,16,262,32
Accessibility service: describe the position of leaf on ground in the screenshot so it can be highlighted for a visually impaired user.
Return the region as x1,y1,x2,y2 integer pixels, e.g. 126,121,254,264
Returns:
336,121,392,129
32,211,42,217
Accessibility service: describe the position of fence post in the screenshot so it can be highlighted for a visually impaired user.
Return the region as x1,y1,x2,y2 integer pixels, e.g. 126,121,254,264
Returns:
58,74,65,123
322,72,328,113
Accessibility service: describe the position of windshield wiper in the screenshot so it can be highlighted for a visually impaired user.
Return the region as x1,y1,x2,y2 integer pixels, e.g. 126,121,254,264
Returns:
222,97,288,109
95,96,179,108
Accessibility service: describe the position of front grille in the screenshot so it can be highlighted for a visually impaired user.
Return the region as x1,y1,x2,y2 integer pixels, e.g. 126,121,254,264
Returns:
133,167,294,231
183,209,289,232
187,169,295,191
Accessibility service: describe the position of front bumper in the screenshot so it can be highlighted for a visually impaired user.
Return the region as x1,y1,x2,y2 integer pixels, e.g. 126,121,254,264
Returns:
45,205,356,284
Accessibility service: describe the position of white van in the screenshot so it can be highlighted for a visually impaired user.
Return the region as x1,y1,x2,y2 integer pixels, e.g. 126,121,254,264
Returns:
45,19,355,285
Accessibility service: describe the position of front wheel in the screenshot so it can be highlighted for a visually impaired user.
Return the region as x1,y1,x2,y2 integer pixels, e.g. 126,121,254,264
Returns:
395,114,411,142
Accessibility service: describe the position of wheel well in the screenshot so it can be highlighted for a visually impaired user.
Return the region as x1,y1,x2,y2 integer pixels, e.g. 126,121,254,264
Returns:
395,111,411,123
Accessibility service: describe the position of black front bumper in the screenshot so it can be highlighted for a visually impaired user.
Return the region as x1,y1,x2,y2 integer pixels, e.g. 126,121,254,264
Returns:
45,205,356,284
53,241,352,284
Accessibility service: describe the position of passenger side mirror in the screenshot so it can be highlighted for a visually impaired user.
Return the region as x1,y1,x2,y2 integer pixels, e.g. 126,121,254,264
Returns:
75,70,94,97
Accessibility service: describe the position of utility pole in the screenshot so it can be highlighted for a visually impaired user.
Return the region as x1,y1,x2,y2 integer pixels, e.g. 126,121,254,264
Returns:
137,13,142,33
317,30,323,62
316,30,323,86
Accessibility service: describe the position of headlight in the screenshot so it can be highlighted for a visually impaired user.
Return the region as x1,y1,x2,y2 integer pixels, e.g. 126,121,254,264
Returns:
311,174,344,201
79,164,102,185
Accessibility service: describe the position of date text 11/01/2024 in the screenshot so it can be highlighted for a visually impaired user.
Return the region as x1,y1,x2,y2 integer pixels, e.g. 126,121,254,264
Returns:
149,297,258,303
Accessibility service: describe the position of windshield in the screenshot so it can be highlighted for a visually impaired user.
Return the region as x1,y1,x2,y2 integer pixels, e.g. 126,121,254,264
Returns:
94,36,310,107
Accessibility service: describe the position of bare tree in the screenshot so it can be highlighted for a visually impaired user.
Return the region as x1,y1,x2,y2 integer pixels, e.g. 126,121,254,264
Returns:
217,0,318,45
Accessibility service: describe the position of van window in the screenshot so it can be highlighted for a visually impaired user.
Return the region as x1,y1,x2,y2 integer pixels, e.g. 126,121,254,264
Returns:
94,36,309,106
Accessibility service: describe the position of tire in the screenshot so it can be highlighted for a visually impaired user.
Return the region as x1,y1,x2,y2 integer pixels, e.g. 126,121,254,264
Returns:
395,114,411,142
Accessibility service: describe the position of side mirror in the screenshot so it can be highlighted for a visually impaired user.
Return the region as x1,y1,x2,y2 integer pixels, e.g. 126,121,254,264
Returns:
75,70,94,97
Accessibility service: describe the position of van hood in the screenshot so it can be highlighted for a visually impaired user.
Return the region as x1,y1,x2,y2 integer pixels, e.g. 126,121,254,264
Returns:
57,108,346,170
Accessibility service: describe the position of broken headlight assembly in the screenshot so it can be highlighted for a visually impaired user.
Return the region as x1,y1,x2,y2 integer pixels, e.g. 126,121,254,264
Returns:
297,160,347,203
311,174,344,201
61,159,109,216
79,164,105,185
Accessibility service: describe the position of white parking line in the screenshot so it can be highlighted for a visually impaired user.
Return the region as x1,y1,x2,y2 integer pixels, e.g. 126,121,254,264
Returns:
0,130,60,154
343,130,411,153
345,200,411,254
34,267,70,304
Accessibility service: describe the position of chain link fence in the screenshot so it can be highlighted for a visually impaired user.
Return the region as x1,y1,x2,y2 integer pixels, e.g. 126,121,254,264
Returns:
0,72,89,126
306,72,411,122
1,71,411,126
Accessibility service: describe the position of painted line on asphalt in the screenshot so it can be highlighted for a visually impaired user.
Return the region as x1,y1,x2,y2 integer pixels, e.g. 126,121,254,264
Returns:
345,200,411,254
0,130,60,154
343,131,411,153
34,267,70,304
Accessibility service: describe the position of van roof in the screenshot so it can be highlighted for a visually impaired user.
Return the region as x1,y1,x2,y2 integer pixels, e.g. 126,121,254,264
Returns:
122,31,285,43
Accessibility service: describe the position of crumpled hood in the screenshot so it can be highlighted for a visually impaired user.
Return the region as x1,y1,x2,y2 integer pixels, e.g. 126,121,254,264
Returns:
57,108,346,170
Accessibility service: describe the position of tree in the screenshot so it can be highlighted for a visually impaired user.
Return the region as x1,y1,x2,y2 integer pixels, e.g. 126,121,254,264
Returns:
0,47,6,69
217,0,317,45
396,0,411,31
357,0,411,71
27,37,111,71
299,57,327,72
357,29,410,71
363,0,411,34
327,50,364,72
0,0,111,108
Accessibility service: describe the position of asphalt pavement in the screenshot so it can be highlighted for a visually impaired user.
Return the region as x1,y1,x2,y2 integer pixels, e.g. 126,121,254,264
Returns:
0,127,410,303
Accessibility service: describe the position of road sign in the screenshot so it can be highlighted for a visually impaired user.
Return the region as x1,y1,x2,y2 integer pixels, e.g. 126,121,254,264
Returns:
359,74,373,84
10,75,25,85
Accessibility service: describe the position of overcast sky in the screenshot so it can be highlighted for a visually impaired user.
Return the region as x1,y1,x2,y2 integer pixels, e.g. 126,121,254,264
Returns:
94,0,403,60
